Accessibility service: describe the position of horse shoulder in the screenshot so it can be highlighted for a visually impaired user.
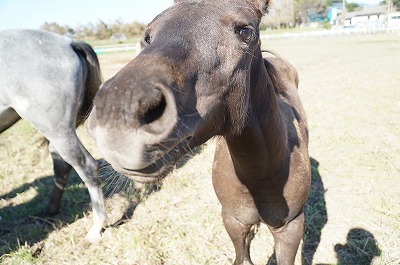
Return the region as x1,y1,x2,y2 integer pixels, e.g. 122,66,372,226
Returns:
263,56,308,142
263,56,299,95
264,56,305,113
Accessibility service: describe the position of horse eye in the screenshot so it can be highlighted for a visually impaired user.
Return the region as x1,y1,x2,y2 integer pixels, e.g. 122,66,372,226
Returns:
235,27,253,42
144,35,151,45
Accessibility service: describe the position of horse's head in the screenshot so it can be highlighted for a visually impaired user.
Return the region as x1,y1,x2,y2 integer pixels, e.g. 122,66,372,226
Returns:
88,0,271,182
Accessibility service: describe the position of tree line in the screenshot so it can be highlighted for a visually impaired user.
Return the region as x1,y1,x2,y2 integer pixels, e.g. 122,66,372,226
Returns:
261,0,365,29
41,0,398,40
261,0,399,29
40,20,146,40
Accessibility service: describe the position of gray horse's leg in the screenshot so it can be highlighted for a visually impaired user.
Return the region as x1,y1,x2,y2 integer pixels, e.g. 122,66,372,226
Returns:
0,106,21,133
47,144,73,215
269,212,304,265
48,134,106,242
222,213,256,265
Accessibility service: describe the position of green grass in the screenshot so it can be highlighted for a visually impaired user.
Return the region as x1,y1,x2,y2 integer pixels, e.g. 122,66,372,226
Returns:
1,33,400,264
0,243,36,265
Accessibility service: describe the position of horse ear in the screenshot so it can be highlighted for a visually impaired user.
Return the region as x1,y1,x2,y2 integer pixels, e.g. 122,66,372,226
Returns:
250,0,271,15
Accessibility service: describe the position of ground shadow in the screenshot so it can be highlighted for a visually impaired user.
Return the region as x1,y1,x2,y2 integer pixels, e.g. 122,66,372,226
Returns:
98,159,162,228
334,228,381,265
175,145,203,169
0,160,160,256
0,145,204,256
0,171,90,256
97,146,202,228
301,157,328,265
301,160,380,265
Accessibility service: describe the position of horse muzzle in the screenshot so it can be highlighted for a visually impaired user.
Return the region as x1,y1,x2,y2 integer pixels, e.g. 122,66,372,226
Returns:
87,70,196,182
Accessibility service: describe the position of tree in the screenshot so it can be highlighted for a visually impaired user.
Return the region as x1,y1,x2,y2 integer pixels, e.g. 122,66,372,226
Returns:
124,21,145,38
75,23,96,39
346,2,360,12
395,0,400,10
110,19,125,36
295,0,328,24
40,22,74,35
96,20,112,40
262,0,295,28
382,0,400,11
40,19,146,40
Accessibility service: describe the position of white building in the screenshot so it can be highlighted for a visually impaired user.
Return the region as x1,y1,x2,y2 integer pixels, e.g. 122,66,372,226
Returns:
387,12,400,30
344,5,387,30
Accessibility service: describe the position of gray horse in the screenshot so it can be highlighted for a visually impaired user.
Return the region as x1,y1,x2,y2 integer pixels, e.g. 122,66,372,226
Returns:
0,29,106,241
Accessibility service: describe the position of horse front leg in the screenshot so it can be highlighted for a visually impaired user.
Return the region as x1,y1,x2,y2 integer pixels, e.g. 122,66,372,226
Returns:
48,135,106,242
269,212,304,265
222,213,256,265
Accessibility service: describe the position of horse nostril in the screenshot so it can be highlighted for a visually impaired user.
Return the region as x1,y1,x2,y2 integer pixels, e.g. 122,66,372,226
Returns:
138,91,167,126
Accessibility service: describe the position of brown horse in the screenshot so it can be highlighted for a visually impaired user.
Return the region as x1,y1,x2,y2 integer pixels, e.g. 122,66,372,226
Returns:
88,0,311,264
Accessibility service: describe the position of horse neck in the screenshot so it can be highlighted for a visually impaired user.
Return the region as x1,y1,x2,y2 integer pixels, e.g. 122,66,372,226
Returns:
225,58,288,184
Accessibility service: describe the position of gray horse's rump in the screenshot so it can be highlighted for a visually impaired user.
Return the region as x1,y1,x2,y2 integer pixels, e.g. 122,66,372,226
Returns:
0,29,84,134
0,29,106,241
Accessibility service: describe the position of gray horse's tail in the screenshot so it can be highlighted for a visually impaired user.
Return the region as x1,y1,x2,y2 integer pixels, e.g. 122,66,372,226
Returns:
71,40,103,127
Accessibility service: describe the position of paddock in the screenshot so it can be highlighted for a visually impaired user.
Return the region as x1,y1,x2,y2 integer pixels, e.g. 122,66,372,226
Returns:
0,33,399,264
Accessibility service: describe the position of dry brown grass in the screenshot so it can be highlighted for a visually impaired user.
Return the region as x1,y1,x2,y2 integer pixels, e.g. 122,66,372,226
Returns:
1,33,399,264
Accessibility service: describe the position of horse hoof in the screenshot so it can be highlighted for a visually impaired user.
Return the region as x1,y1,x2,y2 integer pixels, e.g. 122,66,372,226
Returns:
85,228,102,243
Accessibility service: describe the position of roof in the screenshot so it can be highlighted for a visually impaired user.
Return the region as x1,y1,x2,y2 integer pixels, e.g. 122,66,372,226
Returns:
345,5,388,19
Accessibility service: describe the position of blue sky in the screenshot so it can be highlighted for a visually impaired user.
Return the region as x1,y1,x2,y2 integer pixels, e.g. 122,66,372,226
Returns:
0,0,174,31
0,0,383,31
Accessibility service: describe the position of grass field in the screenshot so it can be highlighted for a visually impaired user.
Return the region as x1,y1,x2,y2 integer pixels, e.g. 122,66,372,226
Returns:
1,33,399,264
